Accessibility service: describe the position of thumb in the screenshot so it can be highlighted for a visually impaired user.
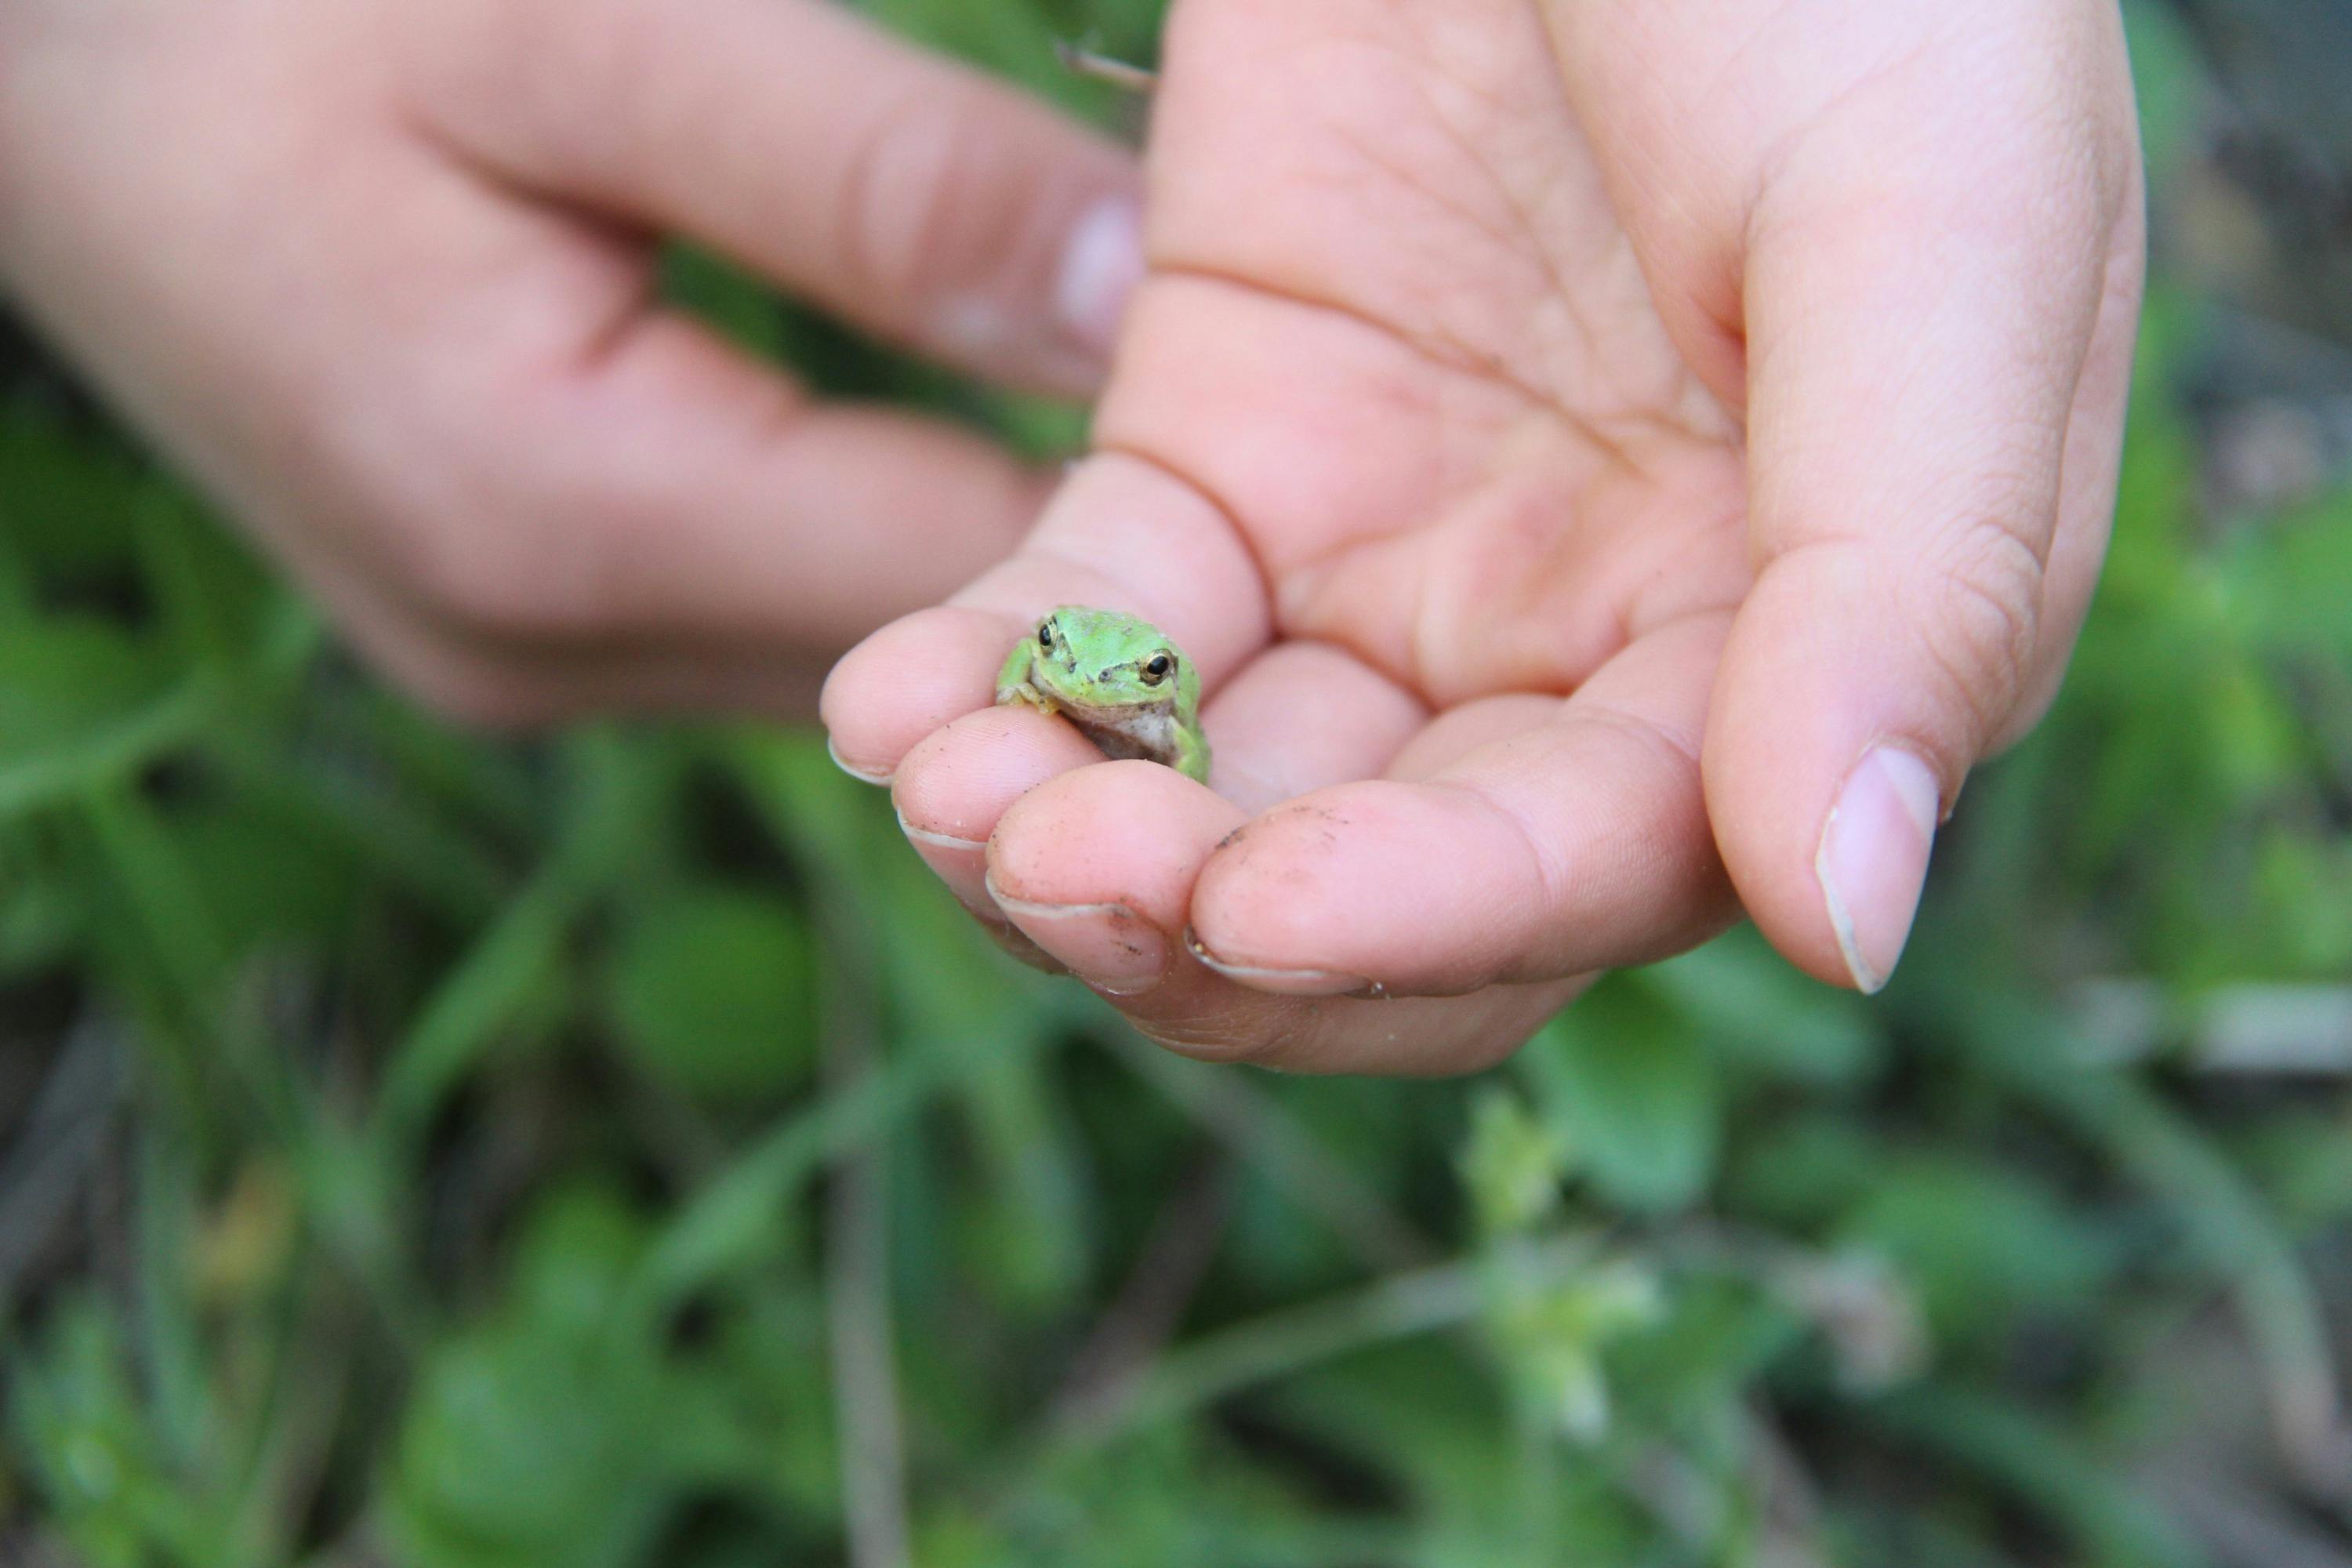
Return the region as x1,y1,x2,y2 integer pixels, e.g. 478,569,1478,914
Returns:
405,0,1142,398
1707,103,2143,993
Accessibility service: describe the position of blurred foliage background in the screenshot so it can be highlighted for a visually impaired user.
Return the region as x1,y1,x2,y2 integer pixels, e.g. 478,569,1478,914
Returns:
5,2,2352,1564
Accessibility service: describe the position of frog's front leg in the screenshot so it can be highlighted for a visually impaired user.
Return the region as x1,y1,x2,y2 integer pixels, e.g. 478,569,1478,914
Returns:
1173,722,1211,785
995,641,1051,711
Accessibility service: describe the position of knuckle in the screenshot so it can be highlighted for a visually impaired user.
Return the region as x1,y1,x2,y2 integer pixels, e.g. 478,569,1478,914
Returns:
375,405,633,645
408,0,644,176
1908,510,2048,740
382,499,605,644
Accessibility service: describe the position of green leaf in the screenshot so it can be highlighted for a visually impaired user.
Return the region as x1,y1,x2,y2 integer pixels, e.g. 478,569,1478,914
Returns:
0,618,166,761
1722,1112,1882,1229
1519,982,1722,1214
1646,930,1882,1086
132,495,275,672
2229,488,2352,664
659,247,787,362
2122,0,2210,186
0,404,143,579
377,868,577,1145
386,1327,675,1568
1869,1387,2210,1568
1459,1087,1571,1237
384,1189,766,1568
1837,1156,2108,1342
169,796,361,956
505,1185,652,1342
603,885,817,1101
7,1300,223,1568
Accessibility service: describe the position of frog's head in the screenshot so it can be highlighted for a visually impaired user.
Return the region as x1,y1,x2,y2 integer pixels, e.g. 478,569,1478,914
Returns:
1029,606,1185,710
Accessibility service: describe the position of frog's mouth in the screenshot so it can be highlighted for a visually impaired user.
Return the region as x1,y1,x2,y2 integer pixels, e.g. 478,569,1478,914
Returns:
1058,699,1183,767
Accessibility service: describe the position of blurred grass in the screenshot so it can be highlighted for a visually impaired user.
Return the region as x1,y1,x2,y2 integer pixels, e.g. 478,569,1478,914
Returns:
5,2,2352,1566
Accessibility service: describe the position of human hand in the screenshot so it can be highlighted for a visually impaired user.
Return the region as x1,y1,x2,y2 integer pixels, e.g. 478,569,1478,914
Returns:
0,0,1139,719
823,0,2146,1071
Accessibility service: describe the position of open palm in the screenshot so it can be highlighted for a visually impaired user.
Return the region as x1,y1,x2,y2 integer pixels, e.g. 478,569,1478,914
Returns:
824,0,2144,1072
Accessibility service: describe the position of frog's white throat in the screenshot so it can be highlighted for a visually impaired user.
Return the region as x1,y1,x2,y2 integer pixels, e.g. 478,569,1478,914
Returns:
1058,699,1180,766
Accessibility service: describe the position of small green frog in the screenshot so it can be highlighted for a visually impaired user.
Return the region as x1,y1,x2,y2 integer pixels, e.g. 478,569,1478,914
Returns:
996,606,1210,783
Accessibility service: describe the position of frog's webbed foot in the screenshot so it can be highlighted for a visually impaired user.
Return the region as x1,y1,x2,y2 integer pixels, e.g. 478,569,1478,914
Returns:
1175,728,1212,786
995,641,1048,712
996,681,1054,713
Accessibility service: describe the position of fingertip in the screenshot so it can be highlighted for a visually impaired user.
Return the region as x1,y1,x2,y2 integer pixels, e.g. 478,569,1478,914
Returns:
891,703,1104,843
885,703,1103,918
987,760,1242,993
1190,780,1524,997
821,606,1018,780
1815,744,1940,994
931,181,1144,400
991,760,1241,915
1704,558,1963,993
826,735,894,787
1050,193,1146,372
978,769,1597,1076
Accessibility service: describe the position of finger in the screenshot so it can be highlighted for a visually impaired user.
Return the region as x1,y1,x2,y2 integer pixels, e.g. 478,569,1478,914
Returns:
11,110,1068,719
379,317,1066,666
1384,695,1579,782
68,129,1069,713
1193,641,1428,814
887,638,1420,996
416,339,1057,655
822,450,1274,780
313,574,844,726
823,209,1479,784
891,702,1111,924
887,637,1427,922
407,0,1141,397
349,198,1065,666
1707,65,2143,993
1185,612,1740,1002
987,757,1246,996
0,0,1073,728
2000,207,2144,744
985,760,1584,1076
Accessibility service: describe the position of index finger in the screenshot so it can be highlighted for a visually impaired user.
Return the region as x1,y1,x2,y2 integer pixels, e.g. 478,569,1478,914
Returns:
821,450,1272,780
405,0,1141,397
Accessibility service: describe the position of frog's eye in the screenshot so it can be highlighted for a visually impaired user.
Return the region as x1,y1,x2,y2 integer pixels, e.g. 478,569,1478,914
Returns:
1037,621,1056,650
1140,652,1174,685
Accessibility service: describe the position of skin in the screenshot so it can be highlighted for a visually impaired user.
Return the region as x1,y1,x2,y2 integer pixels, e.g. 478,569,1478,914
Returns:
1,0,2144,1075
996,608,1210,782
826,0,2146,1074
0,0,1139,720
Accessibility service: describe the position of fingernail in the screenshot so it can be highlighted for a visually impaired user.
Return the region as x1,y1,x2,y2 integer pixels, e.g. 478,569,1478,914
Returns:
894,808,984,854
826,735,893,787
1816,747,1942,995
1184,928,1372,999
894,807,1000,919
1054,194,1144,361
988,874,1169,996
